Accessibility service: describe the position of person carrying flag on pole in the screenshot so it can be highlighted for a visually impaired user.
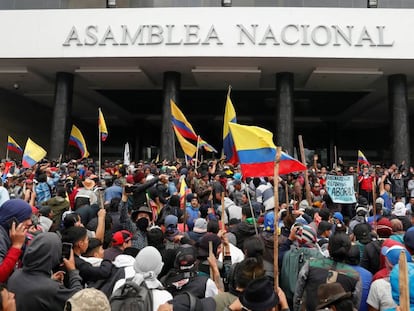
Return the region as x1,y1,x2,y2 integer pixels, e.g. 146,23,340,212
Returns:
357,150,374,204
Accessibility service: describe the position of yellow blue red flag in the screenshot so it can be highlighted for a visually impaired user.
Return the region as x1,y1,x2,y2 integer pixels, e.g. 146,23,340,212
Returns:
228,123,306,177
199,138,218,153
22,138,47,168
179,178,191,209
170,99,198,141
170,99,217,153
69,125,89,159
7,136,23,155
173,126,197,158
358,150,370,166
98,108,108,142
223,89,238,164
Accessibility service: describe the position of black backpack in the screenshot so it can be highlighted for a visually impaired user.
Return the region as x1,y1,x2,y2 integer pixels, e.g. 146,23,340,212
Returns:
110,280,153,311
157,204,179,225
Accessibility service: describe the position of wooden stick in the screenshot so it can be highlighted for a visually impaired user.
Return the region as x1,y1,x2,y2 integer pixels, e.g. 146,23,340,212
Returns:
220,191,226,257
183,196,187,233
399,250,409,311
372,176,377,233
285,182,289,205
195,136,200,170
298,135,312,206
245,182,259,236
209,241,214,279
221,191,226,231
273,146,282,291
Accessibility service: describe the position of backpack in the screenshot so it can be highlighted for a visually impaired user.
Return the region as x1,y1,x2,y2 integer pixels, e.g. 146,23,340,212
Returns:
157,204,179,226
110,280,153,311
161,270,209,298
280,247,325,304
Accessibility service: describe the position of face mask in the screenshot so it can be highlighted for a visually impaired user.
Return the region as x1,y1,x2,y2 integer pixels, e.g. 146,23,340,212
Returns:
136,217,149,231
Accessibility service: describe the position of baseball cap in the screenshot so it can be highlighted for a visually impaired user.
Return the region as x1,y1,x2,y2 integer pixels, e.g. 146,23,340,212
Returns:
376,217,393,238
165,215,178,231
112,230,132,246
333,212,344,223
381,245,412,266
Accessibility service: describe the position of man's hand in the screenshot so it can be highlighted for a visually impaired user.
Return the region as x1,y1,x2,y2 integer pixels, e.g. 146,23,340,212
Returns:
51,271,65,284
98,208,106,218
63,248,76,271
10,222,26,249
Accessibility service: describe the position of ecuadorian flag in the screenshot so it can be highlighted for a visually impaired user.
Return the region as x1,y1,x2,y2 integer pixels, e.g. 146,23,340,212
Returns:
22,138,47,168
69,125,89,159
99,108,108,142
173,126,197,159
170,99,198,141
358,150,370,166
7,136,23,155
223,90,238,164
199,138,218,153
228,123,306,177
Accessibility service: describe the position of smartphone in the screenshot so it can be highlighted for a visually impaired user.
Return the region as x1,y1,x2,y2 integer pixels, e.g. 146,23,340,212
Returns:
62,242,72,260
8,217,19,228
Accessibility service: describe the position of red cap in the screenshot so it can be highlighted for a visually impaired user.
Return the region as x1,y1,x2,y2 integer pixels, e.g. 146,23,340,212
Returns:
112,230,132,246
126,175,134,184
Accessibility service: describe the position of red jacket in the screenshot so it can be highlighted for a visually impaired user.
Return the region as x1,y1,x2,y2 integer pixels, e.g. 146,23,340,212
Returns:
0,247,22,283
358,175,373,191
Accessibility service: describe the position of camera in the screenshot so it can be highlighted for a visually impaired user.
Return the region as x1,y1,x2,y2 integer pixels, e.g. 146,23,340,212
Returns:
125,185,136,193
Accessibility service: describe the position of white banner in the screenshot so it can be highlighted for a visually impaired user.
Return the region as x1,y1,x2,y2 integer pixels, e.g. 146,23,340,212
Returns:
123,142,130,166
326,175,357,204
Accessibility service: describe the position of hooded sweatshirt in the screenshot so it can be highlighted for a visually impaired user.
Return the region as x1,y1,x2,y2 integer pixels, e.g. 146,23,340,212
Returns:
113,246,172,310
0,199,32,281
8,232,83,311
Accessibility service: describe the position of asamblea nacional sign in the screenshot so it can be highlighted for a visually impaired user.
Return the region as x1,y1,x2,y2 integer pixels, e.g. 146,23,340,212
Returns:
1,7,413,59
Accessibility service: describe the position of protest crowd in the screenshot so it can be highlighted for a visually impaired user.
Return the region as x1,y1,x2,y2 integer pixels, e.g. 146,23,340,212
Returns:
1,153,414,311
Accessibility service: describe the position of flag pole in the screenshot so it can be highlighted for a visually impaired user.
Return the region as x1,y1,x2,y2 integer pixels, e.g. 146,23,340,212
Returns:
273,146,282,291
298,135,312,205
245,181,259,236
285,182,289,205
399,250,409,311
98,108,102,182
227,85,232,98
220,191,226,258
221,191,226,231
195,135,200,170
372,176,377,233
5,137,8,161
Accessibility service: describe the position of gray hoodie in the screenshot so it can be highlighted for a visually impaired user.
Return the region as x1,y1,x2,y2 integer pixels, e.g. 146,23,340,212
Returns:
8,232,83,311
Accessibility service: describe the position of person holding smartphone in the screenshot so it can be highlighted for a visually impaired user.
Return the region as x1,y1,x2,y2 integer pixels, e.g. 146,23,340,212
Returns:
7,232,83,310
0,199,33,283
